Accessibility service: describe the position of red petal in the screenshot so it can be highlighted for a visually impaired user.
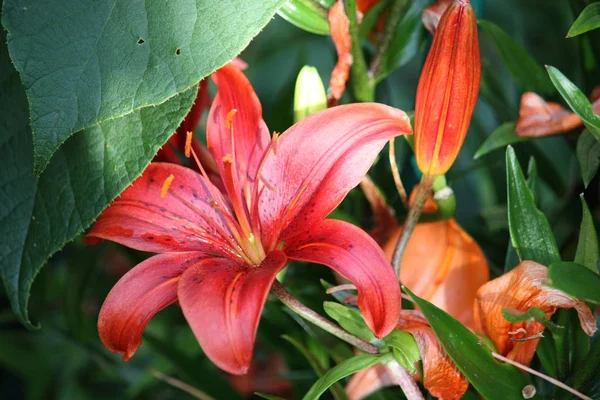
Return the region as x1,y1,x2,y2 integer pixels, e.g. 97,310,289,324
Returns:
421,0,452,34
397,310,469,400
98,252,200,361
515,92,582,137
208,63,270,198
178,251,287,375
285,219,401,338
86,163,239,259
328,0,352,103
258,103,411,248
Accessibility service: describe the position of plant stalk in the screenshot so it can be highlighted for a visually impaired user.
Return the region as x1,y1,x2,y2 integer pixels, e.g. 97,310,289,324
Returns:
271,281,380,354
387,361,425,400
344,0,375,102
391,174,435,277
369,0,407,81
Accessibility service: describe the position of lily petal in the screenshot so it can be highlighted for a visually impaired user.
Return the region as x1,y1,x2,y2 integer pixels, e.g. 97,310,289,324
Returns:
422,0,452,34
86,163,238,259
259,103,411,248
178,251,288,375
328,0,352,103
397,310,469,400
515,92,583,137
346,363,395,400
98,252,199,361
208,63,270,195
474,260,597,366
382,219,489,328
285,219,401,338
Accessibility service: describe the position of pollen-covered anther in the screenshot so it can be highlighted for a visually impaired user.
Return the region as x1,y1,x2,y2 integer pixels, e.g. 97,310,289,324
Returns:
161,174,175,199
271,132,280,156
223,154,234,164
185,131,193,158
225,109,238,130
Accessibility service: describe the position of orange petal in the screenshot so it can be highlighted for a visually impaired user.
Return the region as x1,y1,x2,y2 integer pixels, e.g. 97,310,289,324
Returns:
397,310,469,400
346,363,396,400
328,0,353,102
383,219,489,328
474,260,597,366
422,0,453,34
515,92,583,137
360,176,399,245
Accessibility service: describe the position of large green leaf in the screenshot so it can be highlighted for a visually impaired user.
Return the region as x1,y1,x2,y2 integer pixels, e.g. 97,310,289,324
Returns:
478,20,554,95
546,65,600,141
406,288,535,400
474,122,529,160
567,3,600,38
575,195,599,272
548,262,600,304
576,130,600,187
506,146,560,266
0,35,196,328
1,0,285,174
302,353,390,400
323,302,375,342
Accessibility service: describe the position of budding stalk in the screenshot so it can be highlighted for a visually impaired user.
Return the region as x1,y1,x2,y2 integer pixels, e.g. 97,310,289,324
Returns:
414,0,481,175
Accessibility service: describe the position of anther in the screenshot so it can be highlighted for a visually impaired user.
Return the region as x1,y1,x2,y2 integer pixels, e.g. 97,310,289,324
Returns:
226,109,238,130
223,154,234,164
185,131,193,158
272,132,280,156
161,174,175,199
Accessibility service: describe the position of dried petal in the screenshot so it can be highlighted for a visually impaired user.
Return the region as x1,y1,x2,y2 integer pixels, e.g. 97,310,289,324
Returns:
516,92,583,137
328,0,353,102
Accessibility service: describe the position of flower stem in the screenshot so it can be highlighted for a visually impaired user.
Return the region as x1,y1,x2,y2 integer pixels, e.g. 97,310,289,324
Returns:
387,361,425,400
271,281,380,354
391,174,435,277
344,0,374,102
369,0,407,81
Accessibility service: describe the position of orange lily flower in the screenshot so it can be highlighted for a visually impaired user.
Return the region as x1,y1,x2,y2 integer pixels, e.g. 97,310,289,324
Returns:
421,0,452,34
414,0,481,175
474,260,597,366
516,91,600,138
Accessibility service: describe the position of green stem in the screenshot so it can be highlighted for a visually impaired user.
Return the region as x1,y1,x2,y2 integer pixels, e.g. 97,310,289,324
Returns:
344,0,374,102
566,336,600,399
368,0,407,81
391,174,435,277
271,281,380,354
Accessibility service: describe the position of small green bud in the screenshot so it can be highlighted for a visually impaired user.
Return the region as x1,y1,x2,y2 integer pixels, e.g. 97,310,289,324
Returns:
293,66,327,122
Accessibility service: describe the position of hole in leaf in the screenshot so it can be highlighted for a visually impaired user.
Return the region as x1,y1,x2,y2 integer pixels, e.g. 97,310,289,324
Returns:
176,48,181,56
137,38,145,45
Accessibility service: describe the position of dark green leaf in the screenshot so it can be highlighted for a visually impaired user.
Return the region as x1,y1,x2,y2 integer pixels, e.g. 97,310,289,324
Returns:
478,20,554,95
406,288,535,400
576,130,600,187
546,65,600,140
474,123,528,160
278,0,330,35
2,0,285,174
575,195,599,272
548,262,600,304
302,354,390,400
256,394,288,400
506,146,560,266
382,330,420,374
323,302,375,341
379,0,426,81
567,3,600,38
0,35,196,327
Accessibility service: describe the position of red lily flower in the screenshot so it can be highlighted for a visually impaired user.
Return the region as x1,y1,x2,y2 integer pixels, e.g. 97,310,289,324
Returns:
86,63,410,375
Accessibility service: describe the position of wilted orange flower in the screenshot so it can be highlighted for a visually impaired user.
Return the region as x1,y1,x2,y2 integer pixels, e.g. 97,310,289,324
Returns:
414,0,481,175
328,0,352,104
422,0,452,34
474,260,597,366
516,91,600,137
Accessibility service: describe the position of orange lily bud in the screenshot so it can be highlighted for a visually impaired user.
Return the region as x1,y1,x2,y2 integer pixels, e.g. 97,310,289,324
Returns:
414,0,481,176
474,261,597,366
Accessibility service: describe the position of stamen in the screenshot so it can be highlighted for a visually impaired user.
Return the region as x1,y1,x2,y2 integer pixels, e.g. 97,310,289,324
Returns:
184,131,193,158
161,174,175,199
226,109,237,130
272,131,280,156
388,138,408,208
258,174,276,192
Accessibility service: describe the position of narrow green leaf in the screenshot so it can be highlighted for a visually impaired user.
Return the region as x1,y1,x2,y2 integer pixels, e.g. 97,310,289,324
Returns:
548,262,600,304
302,354,390,400
506,146,561,266
576,129,600,187
282,335,348,400
478,20,554,94
0,34,196,327
567,3,600,38
546,66,600,141
474,123,528,160
383,330,420,374
2,0,286,174
278,0,330,35
406,288,535,400
575,195,599,272
323,302,375,341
